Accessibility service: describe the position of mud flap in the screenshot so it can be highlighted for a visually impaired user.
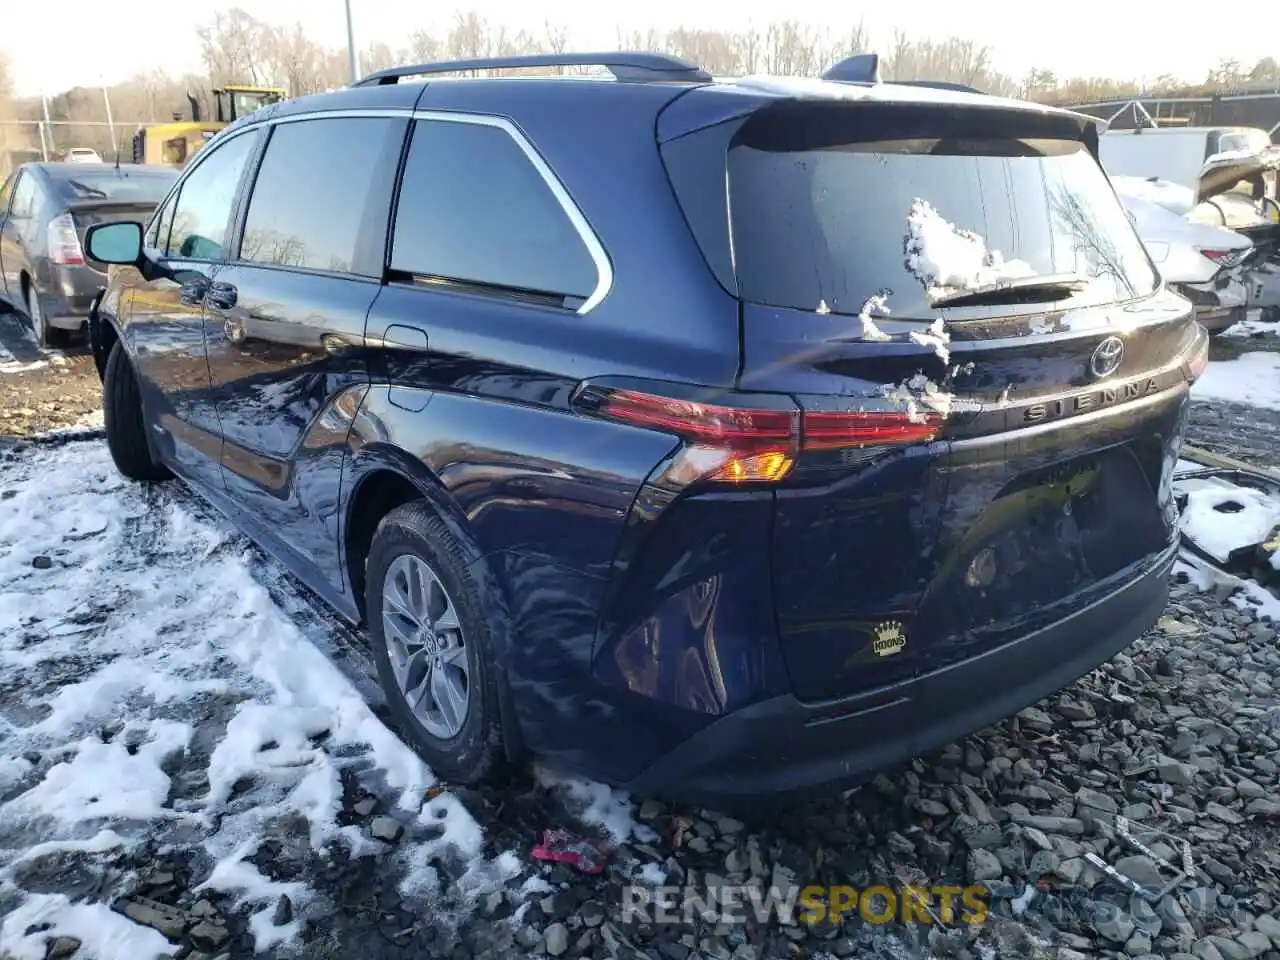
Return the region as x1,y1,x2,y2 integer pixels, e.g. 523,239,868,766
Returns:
87,287,107,381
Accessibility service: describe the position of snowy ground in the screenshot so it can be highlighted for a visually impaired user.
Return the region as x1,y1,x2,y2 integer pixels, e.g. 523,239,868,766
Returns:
1194,350,1280,411
0,440,654,960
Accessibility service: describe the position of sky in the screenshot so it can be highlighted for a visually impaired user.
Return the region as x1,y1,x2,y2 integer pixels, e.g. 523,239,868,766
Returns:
4,0,1274,98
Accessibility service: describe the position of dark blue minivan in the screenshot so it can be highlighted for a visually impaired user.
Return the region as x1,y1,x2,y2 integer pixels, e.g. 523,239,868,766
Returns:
83,53,1207,806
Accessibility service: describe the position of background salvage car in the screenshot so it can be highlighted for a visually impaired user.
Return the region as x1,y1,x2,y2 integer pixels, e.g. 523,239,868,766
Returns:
0,162,177,347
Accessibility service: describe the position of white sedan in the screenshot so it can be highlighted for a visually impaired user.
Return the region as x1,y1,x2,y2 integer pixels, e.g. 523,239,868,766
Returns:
1114,179,1255,334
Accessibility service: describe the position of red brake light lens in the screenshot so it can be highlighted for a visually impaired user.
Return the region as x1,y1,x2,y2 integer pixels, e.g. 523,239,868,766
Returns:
1200,248,1246,269
599,389,795,451
802,409,943,450
48,213,85,266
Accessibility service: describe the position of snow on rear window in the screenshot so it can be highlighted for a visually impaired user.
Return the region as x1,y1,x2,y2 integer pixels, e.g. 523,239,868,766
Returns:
904,198,1034,296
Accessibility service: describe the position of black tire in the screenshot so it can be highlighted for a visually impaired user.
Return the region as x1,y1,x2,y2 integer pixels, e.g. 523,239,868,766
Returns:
26,283,71,350
366,502,505,784
103,340,169,482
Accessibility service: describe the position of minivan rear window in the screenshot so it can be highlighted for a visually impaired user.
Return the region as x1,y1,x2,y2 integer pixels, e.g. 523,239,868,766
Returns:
707,105,1158,320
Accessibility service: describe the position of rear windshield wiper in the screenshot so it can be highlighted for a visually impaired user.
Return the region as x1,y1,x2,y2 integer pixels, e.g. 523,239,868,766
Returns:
929,272,1091,308
64,180,109,200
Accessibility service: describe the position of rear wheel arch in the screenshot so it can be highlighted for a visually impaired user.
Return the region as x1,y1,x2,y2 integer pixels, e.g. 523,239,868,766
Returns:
344,466,431,620
341,451,482,623
341,452,524,763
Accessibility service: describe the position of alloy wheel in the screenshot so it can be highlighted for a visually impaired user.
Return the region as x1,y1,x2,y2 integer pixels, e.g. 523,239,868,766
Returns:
381,553,470,739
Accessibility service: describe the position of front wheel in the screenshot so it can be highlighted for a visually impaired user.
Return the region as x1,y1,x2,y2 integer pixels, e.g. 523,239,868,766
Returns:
103,341,170,482
366,502,505,784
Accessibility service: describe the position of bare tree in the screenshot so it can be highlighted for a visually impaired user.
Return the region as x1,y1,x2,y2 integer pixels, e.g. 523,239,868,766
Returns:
545,21,569,55
30,6,1244,147
884,34,1018,96
1209,57,1245,91
363,42,398,75
198,8,273,87
544,20,570,73
0,52,11,117
404,28,443,64
1251,57,1280,83
0,53,17,175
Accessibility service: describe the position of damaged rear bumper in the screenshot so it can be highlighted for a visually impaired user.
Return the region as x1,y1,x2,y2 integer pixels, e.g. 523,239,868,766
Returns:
1174,274,1248,332
624,542,1175,808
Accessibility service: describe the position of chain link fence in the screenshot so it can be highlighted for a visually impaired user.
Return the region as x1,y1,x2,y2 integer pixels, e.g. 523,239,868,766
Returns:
0,120,166,178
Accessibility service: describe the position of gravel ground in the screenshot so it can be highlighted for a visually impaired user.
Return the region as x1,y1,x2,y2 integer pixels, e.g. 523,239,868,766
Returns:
0,312,100,439
1,320,1279,960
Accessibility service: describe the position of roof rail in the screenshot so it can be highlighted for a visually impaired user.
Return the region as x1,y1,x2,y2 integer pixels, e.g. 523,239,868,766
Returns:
892,80,987,95
353,52,712,86
822,54,881,84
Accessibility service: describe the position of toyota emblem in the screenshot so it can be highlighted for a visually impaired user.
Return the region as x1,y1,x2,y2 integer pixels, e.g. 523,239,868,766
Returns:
1089,336,1125,379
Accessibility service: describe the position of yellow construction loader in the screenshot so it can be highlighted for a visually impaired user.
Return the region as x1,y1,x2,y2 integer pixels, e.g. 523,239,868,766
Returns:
131,85,286,167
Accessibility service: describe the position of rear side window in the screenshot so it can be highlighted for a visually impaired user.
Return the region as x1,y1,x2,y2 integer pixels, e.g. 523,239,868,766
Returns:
390,119,598,304
239,116,405,276
10,173,39,219
671,103,1159,320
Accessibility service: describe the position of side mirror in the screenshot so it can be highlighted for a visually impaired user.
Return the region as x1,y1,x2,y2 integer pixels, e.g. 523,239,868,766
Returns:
85,221,143,266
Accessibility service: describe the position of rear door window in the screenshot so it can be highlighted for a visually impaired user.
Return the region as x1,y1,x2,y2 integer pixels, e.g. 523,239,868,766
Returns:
238,116,406,276
389,118,599,306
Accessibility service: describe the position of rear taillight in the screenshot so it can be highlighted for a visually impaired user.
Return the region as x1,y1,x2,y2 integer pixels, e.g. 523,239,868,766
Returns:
47,213,85,266
596,388,798,483
583,385,941,486
1199,247,1247,269
802,410,942,450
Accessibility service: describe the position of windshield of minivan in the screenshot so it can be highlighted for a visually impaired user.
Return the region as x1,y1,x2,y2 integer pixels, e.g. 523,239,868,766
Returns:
727,123,1158,320
54,169,177,204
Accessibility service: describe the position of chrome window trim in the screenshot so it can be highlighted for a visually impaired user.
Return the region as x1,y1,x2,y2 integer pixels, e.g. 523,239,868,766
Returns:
240,106,613,314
